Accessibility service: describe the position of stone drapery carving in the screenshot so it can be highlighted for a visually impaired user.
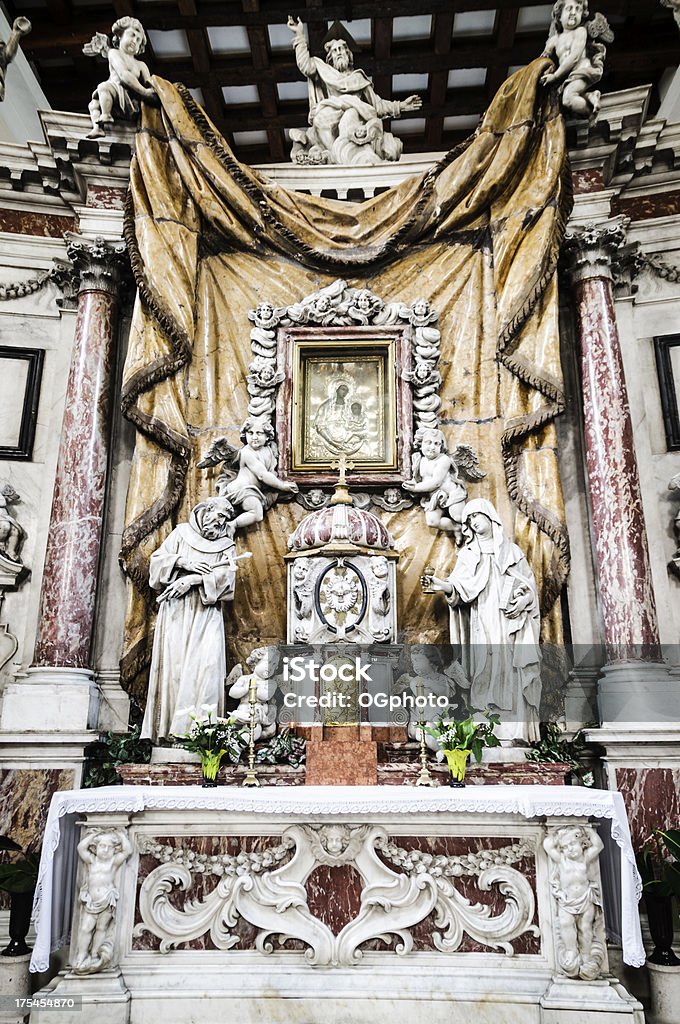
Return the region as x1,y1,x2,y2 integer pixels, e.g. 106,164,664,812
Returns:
72,827,132,975
541,0,613,118
422,498,542,744
543,824,606,980
0,17,30,102
141,497,243,744
83,17,156,139
287,18,422,166
134,825,538,964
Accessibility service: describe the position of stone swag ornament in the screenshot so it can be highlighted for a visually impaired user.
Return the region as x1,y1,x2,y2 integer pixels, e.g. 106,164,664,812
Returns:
541,0,614,118
0,16,31,102
83,16,157,139
287,16,422,165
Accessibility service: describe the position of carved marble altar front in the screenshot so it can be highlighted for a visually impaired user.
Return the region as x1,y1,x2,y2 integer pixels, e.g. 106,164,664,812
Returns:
29,786,644,1024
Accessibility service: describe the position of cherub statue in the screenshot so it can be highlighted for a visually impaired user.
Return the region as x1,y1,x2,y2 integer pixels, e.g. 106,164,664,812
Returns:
73,828,132,975
395,645,460,751
83,17,156,139
291,558,316,622
0,484,26,564
197,417,298,529
541,0,614,118
543,825,605,979
402,427,484,543
0,17,31,102
227,646,279,741
367,555,391,641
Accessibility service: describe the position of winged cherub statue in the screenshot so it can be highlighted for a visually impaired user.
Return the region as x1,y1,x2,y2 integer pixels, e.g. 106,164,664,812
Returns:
541,0,614,117
83,17,156,138
403,427,485,544
197,417,298,530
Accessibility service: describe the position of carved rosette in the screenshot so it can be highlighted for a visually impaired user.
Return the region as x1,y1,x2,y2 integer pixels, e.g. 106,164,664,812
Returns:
134,826,539,965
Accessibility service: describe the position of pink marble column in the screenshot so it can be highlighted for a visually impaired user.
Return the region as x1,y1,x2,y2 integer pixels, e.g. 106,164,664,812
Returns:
565,224,660,664
33,235,126,669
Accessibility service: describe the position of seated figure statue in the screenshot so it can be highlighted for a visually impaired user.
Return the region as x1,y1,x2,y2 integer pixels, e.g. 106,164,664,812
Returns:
287,16,422,165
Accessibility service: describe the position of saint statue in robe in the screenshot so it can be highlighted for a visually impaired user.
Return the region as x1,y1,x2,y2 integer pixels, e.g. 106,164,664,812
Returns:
422,498,542,744
141,497,239,744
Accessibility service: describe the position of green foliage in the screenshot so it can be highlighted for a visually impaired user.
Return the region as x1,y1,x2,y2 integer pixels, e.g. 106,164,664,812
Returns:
0,836,39,895
525,722,595,786
254,728,306,768
425,707,501,764
172,706,247,763
637,828,680,902
82,723,153,788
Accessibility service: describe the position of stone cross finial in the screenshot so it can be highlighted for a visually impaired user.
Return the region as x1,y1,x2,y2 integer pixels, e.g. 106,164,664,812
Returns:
330,455,355,506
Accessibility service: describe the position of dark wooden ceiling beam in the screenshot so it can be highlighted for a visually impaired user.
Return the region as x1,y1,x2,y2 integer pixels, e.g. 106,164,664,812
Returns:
373,18,392,100
425,11,454,151
486,7,518,99
242,0,286,163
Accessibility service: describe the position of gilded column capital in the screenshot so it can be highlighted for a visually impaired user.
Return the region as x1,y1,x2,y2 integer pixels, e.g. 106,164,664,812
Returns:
562,221,629,285
64,233,127,296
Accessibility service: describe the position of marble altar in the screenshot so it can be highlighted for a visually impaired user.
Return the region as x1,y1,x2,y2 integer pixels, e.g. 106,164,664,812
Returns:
28,785,644,1024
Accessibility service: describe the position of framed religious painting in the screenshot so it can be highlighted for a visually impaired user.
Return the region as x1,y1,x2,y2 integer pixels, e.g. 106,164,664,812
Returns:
0,346,44,460
276,326,413,485
654,334,680,451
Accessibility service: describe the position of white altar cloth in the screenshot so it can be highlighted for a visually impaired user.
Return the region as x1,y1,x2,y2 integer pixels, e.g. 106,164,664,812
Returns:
30,784,645,973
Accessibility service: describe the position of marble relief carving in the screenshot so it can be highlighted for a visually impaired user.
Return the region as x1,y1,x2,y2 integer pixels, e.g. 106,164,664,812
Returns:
134,826,539,965
0,17,31,102
72,827,133,975
668,472,680,579
543,824,606,980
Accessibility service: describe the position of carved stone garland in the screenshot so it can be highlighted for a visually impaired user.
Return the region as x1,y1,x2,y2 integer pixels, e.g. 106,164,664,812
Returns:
134,824,539,966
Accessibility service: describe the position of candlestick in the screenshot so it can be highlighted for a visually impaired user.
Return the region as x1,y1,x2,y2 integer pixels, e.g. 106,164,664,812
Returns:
415,678,436,787
241,675,260,788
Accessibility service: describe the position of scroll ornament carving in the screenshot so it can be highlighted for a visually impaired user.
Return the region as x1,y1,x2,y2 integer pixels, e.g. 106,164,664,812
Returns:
134,825,538,965
543,824,607,980
72,827,132,975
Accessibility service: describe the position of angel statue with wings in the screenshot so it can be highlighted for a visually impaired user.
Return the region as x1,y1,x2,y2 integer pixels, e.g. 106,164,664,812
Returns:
403,427,485,544
83,17,156,139
197,417,298,530
541,0,613,117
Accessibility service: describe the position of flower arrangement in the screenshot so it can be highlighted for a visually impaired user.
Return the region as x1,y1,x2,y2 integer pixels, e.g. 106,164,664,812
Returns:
425,707,501,786
173,705,247,786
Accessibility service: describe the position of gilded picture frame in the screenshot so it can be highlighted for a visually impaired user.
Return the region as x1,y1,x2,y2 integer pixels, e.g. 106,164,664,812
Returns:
277,326,413,485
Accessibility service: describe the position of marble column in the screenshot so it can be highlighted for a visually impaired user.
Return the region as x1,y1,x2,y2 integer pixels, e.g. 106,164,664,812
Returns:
564,222,678,724
1,235,125,733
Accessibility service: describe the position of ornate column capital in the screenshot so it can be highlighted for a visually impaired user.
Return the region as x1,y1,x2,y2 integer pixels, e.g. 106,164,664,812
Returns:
562,220,629,285
64,233,127,296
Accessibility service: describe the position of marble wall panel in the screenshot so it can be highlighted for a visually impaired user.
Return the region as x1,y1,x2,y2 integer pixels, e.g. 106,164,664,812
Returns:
615,767,680,848
0,768,74,909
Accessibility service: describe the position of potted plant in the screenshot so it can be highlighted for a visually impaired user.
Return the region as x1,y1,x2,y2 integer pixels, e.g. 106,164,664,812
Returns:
173,704,247,786
0,836,40,956
637,828,680,1024
425,707,501,787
